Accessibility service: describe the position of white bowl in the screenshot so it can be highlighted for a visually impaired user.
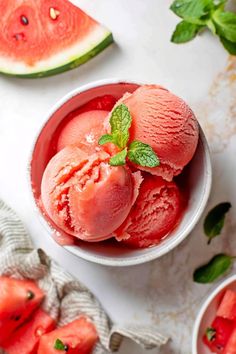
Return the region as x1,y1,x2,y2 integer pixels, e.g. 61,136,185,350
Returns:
192,275,236,354
29,79,212,267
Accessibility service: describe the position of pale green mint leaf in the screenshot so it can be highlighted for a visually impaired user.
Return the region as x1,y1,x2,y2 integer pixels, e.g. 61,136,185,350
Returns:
220,36,236,54
54,339,66,351
98,134,114,145
204,202,231,244
112,131,130,151
213,10,236,42
109,148,128,166
109,104,132,149
193,254,233,284
128,141,160,168
206,19,216,34
170,0,213,22
171,21,202,43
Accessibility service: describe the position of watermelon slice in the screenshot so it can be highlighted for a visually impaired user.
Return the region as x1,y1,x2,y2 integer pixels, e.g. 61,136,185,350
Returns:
203,316,234,353
1,308,55,354
0,276,44,344
217,290,236,321
0,0,113,77
38,317,98,354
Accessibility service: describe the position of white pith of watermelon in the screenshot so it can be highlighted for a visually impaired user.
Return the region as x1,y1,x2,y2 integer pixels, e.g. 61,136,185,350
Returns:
0,0,113,78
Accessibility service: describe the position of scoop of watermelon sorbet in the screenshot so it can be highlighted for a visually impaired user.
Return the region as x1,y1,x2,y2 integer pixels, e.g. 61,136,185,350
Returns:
57,110,109,154
119,85,199,181
115,174,182,248
41,146,142,242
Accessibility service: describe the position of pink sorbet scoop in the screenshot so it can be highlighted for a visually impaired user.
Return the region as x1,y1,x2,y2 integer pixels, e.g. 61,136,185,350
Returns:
41,146,142,242
115,174,182,248
119,85,199,181
57,110,108,154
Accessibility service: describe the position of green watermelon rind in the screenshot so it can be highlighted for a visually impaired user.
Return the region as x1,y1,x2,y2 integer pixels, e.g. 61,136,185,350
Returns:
0,29,113,78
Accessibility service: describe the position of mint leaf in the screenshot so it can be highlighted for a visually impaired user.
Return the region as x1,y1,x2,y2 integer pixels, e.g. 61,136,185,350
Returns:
54,339,66,351
193,254,233,283
109,104,132,149
220,36,236,54
213,10,236,42
109,148,128,166
112,131,129,151
204,202,231,244
170,0,213,22
98,134,114,145
206,19,216,34
171,21,202,43
128,141,159,168
206,327,216,342
214,0,226,9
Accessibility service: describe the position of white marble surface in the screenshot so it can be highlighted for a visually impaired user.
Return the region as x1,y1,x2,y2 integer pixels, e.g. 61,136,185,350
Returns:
0,1,236,353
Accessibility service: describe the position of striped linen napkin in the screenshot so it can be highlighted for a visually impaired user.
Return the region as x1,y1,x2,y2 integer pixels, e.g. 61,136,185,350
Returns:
0,199,168,353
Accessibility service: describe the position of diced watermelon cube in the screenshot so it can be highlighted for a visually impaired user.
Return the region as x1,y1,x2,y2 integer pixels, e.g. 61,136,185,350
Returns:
1,308,55,354
38,317,98,354
203,317,234,353
217,290,236,321
223,328,236,353
0,276,44,344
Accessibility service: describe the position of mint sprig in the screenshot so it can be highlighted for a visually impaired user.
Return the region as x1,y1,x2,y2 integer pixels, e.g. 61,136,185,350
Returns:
99,104,159,168
170,0,236,55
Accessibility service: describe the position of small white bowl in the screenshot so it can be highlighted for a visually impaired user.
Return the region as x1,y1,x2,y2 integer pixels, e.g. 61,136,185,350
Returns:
192,275,236,354
29,79,212,267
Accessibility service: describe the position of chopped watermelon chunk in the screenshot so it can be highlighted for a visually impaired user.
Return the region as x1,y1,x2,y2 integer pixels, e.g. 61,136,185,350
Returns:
217,290,236,321
0,276,44,344
38,317,98,354
1,308,55,354
203,317,234,353
223,328,236,354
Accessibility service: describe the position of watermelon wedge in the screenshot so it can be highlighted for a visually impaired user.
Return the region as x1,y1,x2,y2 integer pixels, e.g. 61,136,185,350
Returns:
38,317,98,354
0,276,44,344
1,308,55,354
0,0,113,77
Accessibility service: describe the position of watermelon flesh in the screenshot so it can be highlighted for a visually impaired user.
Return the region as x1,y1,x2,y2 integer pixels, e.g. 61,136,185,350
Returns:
38,317,98,354
203,316,234,353
0,0,113,77
223,328,236,354
217,290,236,321
1,308,55,354
0,276,44,344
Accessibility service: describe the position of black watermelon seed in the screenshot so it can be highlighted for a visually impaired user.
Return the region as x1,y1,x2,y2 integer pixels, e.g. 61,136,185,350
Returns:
27,290,35,300
20,15,29,25
10,314,21,321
